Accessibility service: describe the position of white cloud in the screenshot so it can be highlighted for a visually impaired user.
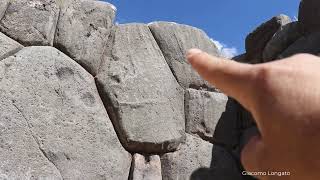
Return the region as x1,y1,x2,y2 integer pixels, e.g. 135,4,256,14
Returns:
211,39,238,58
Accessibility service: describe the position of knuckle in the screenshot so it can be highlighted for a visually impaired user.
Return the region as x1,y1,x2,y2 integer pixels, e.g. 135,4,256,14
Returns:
252,65,273,88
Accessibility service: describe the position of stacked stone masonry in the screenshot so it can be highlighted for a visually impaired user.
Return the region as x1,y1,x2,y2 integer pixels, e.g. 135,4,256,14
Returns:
0,0,315,179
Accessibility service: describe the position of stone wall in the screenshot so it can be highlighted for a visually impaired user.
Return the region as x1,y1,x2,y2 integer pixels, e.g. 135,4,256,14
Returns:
0,0,315,179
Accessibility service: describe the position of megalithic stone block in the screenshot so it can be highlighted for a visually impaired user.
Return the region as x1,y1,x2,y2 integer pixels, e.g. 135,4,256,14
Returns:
96,23,185,153
161,134,243,180
0,46,131,180
130,154,162,180
185,89,228,142
149,21,219,91
0,0,60,46
0,98,63,179
54,0,116,75
263,22,302,62
245,14,291,63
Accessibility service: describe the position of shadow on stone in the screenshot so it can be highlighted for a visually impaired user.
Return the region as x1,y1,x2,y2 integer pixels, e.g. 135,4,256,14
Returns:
189,144,243,180
190,97,259,180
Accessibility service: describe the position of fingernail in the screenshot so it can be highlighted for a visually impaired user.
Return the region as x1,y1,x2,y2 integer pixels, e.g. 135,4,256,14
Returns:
186,49,202,59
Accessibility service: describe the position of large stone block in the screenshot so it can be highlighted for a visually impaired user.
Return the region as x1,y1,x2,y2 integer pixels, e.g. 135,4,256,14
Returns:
245,15,291,63
54,0,116,75
149,21,219,90
279,32,320,59
96,23,185,153
185,89,228,142
161,134,242,180
130,154,162,180
0,46,131,180
0,98,62,179
0,32,23,60
0,0,60,46
299,0,320,33
263,22,302,62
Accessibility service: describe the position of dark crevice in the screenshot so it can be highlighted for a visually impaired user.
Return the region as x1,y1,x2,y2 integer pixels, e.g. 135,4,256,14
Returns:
128,153,135,180
52,2,61,47
186,132,214,144
94,78,129,151
92,24,130,153
188,84,219,92
11,102,64,180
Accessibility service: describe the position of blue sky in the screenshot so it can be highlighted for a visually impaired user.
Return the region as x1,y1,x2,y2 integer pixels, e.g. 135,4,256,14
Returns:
104,0,300,57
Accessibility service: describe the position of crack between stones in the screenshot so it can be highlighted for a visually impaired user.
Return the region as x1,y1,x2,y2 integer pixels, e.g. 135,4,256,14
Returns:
0,1,10,23
52,3,97,77
94,78,129,151
11,102,64,180
147,26,184,91
93,25,131,152
0,46,23,61
186,132,214,144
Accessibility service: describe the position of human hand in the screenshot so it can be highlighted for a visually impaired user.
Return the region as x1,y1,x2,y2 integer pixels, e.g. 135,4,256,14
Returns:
187,49,320,180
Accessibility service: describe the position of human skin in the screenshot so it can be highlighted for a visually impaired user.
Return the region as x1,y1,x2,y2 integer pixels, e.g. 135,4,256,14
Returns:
187,49,320,180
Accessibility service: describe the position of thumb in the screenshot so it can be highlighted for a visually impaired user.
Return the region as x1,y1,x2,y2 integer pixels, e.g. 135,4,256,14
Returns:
241,135,268,179
187,49,256,110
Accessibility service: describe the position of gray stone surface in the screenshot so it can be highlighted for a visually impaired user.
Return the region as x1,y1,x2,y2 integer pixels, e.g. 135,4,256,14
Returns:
0,32,23,60
0,98,62,179
299,0,320,34
245,14,291,63
185,89,228,142
149,21,219,90
54,0,116,75
279,32,320,59
130,154,162,180
0,0,9,20
96,23,185,153
161,134,243,180
263,22,302,61
0,0,60,46
0,46,131,180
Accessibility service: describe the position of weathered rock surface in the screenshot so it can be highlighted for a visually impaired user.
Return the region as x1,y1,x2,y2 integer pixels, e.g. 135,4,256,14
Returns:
54,0,116,75
161,134,242,180
0,0,9,20
0,46,131,180
299,0,320,34
185,89,228,142
0,98,62,179
279,32,320,58
96,23,185,153
130,154,162,180
0,0,60,46
245,14,291,63
0,32,23,60
149,21,219,90
263,22,302,61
